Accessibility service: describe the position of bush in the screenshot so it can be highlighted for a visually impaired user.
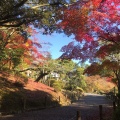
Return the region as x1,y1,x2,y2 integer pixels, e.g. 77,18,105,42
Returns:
117,92,120,98
49,79,56,87
53,82,62,92
13,81,24,87
1,91,24,114
113,106,120,120
50,79,64,92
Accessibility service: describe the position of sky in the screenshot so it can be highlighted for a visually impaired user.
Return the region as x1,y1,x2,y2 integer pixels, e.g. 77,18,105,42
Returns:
37,32,74,59
36,32,90,65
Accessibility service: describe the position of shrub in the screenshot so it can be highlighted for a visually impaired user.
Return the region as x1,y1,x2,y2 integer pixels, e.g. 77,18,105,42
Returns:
13,81,24,87
1,91,24,114
50,79,64,92
53,82,62,92
113,106,120,120
116,92,120,98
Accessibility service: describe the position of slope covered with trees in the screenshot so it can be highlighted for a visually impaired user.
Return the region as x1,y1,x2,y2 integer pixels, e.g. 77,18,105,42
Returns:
59,0,120,93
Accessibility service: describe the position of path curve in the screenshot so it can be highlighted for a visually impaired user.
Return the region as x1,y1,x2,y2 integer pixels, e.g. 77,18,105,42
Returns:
0,93,113,120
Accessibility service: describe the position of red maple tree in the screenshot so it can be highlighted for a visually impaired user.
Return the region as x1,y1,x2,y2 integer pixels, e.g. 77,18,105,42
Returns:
59,0,120,61
58,0,120,92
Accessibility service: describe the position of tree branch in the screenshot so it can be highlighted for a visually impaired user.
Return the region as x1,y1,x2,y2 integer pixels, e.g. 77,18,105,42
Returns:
0,21,25,27
19,68,40,72
35,72,49,82
14,0,27,8
31,2,70,9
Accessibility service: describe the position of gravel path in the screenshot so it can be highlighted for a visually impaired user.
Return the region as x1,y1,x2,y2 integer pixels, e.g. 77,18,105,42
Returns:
0,93,113,120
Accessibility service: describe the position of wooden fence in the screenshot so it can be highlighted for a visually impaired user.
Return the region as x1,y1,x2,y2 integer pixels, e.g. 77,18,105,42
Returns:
106,91,120,110
22,95,62,112
76,92,118,120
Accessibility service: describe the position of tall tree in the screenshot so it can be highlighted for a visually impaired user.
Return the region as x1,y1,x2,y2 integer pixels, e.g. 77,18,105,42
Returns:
58,0,120,92
59,0,120,62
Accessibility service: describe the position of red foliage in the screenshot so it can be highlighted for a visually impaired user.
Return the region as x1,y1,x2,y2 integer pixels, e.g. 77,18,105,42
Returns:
59,0,120,62
25,79,54,92
84,62,101,75
106,77,113,82
0,27,45,67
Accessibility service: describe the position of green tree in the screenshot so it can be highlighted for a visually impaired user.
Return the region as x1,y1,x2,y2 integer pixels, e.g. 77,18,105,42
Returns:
0,0,77,31
67,66,86,91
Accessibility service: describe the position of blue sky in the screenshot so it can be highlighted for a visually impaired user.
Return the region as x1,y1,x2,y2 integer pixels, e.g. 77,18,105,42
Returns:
37,33,74,59
35,32,87,65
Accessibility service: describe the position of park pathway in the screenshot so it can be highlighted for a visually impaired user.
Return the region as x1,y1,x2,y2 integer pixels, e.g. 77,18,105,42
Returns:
0,93,113,120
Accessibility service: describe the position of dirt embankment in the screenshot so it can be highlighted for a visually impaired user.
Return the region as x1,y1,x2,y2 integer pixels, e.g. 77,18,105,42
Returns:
0,72,70,114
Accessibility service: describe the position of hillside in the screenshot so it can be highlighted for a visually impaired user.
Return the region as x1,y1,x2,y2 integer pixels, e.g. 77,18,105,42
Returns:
0,72,116,114
0,72,70,114
85,75,116,93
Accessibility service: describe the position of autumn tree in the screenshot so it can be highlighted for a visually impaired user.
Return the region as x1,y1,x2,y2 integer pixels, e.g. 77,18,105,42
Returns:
0,0,80,71
59,0,120,61
1,0,120,91
58,0,120,92
84,50,120,92
0,27,44,71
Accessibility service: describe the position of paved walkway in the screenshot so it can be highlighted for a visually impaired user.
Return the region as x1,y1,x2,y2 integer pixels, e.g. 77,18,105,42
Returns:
0,93,113,120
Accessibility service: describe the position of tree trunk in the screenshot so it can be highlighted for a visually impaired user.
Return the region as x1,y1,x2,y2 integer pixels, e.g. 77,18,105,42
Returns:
114,71,120,94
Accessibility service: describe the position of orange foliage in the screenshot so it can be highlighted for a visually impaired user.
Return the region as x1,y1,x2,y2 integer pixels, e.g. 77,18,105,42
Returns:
85,75,115,92
0,27,44,67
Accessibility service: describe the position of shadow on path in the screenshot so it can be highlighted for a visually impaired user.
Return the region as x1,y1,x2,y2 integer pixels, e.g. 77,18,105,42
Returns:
0,93,113,120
